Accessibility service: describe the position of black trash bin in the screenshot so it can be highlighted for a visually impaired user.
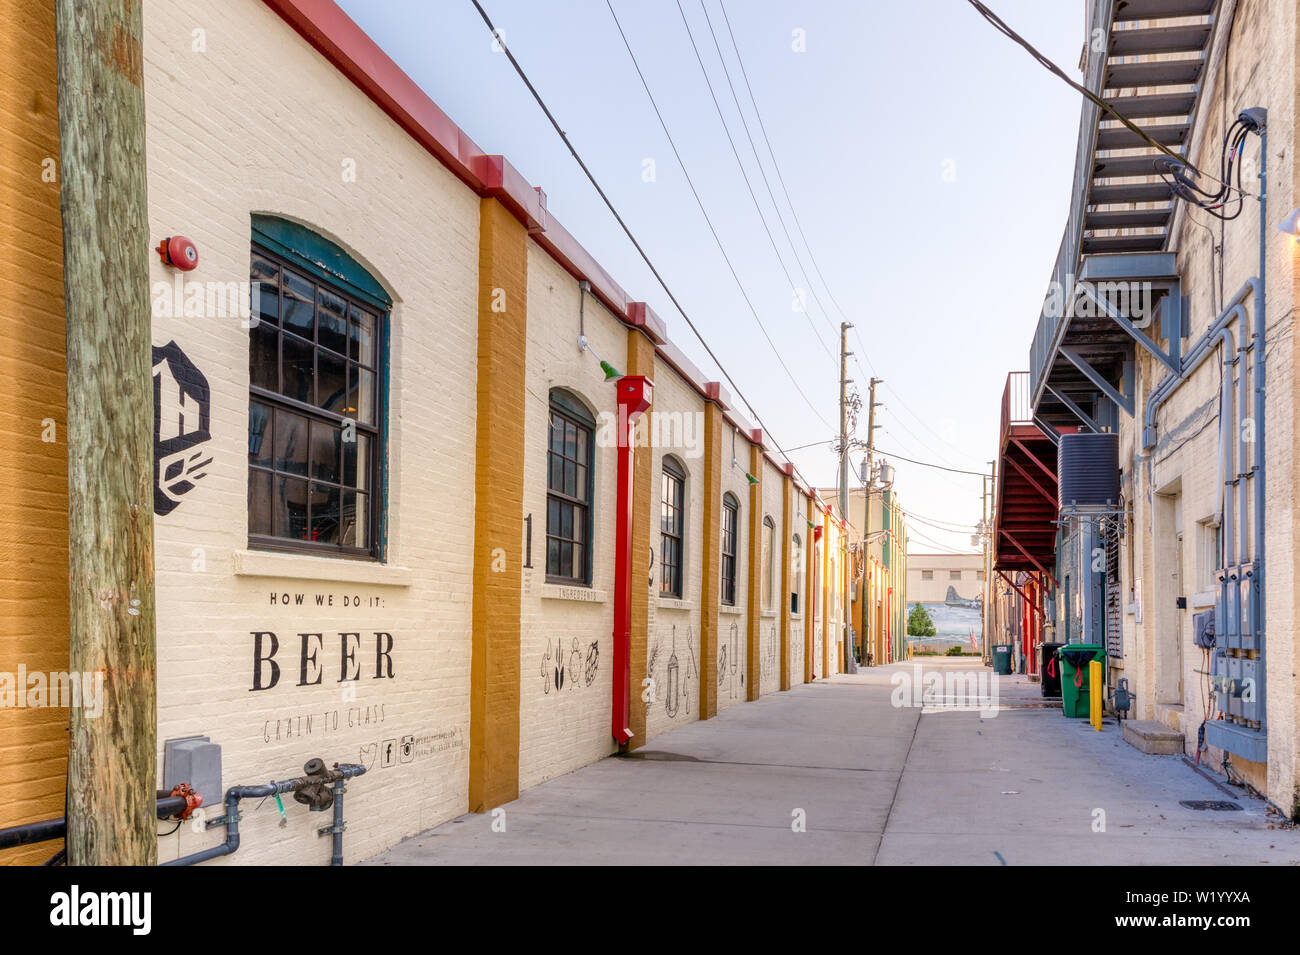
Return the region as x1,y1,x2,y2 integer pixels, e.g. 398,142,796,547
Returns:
1040,642,1063,698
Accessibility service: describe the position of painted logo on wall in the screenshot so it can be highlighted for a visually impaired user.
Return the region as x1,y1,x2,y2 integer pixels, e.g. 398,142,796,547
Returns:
152,341,212,515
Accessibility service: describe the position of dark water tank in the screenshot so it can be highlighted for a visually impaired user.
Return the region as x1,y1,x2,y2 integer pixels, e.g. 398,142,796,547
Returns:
1058,432,1119,508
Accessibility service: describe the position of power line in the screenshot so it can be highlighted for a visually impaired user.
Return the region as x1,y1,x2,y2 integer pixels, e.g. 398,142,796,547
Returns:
715,0,962,454
674,0,839,362
866,444,990,478
906,511,976,534
964,0,1200,175
694,0,844,353
467,0,826,488
602,0,834,430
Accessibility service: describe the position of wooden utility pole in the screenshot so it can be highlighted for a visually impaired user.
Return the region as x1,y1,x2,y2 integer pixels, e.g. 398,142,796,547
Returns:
55,0,157,865
860,377,882,664
838,322,853,673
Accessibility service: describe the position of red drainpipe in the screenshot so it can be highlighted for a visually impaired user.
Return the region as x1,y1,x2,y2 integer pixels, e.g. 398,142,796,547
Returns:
612,375,653,746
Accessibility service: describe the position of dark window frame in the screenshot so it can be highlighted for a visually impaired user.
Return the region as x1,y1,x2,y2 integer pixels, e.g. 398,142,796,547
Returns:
721,492,739,606
247,243,386,560
546,389,595,586
761,516,776,610
660,456,686,598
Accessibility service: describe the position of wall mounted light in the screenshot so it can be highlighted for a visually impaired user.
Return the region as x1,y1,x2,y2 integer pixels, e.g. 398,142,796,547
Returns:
1277,206,1300,242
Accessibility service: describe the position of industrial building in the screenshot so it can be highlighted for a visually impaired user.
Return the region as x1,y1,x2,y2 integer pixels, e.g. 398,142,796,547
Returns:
990,0,1299,809
0,0,855,865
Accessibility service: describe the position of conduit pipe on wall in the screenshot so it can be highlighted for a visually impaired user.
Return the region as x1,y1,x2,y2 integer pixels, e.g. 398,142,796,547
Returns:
162,763,366,867
611,376,653,746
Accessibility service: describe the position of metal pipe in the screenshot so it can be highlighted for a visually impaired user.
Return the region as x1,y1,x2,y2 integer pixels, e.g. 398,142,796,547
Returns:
1143,287,1254,443
329,778,346,866
1252,123,1268,732
0,792,198,852
163,763,365,867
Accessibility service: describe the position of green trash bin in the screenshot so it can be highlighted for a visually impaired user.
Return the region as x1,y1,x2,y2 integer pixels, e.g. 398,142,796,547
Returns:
1057,644,1105,718
992,644,1013,675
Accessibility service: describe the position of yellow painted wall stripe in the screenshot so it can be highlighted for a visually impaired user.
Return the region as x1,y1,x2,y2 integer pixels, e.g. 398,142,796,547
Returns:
469,197,527,812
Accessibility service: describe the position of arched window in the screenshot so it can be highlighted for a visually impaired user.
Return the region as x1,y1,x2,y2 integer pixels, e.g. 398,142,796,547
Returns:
721,492,739,606
660,456,686,598
247,215,390,558
761,516,775,610
546,388,595,585
791,533,803,614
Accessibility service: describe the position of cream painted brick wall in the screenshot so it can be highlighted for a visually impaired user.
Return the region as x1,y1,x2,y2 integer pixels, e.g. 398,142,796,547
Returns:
790,498,809,682
518,249,627,789
717,428,752,710
759,459,784,696
144,0,479,863
645,366,706,742
1112,0,1297,804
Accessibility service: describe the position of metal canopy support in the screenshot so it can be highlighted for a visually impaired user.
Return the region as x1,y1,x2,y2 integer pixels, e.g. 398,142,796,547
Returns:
1044,384,1101,433
1076,283,1179,375
997,570,1045,622
999,529,1060,589
1060,346,1135,417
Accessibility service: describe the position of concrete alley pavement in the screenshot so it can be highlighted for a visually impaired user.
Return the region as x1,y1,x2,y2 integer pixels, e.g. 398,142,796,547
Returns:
367,659,1299,865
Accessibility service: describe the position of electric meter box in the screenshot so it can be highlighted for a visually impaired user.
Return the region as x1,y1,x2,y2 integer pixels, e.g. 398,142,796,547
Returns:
163,735,222,811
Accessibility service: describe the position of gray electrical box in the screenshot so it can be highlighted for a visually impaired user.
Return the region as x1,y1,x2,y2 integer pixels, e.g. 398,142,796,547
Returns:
163,735,222,811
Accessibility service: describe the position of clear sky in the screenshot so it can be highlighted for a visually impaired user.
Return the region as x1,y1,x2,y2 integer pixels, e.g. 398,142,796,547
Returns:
336,0,1085,553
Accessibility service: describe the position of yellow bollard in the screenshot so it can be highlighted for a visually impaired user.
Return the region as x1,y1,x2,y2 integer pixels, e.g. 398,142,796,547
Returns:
1089,659,1102,731
907,641,913,661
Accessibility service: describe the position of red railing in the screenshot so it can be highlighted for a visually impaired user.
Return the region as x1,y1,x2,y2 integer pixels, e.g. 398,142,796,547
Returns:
999,371,1033,445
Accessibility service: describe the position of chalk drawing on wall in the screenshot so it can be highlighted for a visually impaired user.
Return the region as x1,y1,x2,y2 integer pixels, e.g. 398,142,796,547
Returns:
719,621,742,699
761,623,777,683
541,637,599,696
152,340,212,516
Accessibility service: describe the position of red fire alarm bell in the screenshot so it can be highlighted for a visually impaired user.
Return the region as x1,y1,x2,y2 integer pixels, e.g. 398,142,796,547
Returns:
157,235,198,271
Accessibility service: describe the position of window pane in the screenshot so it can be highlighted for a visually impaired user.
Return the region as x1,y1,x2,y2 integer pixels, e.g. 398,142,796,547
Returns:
317,288,348,355
561,504,573,541
250,255,279,326
250,323,278,391
317,349,346,413
274,409,309,475
565,421,577,459
310,482,340,544
248,469,272,536
547,497,560,536
546,538,560,576
574,464,587,502
249,402,272,467
349,367,375,425
282,270,315,337
282,333,314,404
564,459,576,498
342,490,368,547
350,306,375,366
310,419,340,483
273,475,309,540
342,432,370,491
548,453,562,493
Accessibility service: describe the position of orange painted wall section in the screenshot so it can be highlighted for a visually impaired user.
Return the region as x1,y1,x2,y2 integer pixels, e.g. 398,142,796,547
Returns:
0,0,69,865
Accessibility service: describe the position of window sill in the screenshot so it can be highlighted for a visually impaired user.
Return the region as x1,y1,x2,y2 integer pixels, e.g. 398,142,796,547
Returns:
760,609,778,619
719,604,744,617
657,597,695,612
541,583,608,604
233,549,413,587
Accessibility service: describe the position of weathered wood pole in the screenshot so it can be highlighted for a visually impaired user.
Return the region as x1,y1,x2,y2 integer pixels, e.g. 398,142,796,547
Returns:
54,0,157,865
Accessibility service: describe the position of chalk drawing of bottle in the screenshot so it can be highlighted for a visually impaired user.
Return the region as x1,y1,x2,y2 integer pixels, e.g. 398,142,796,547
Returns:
665,625,681,719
